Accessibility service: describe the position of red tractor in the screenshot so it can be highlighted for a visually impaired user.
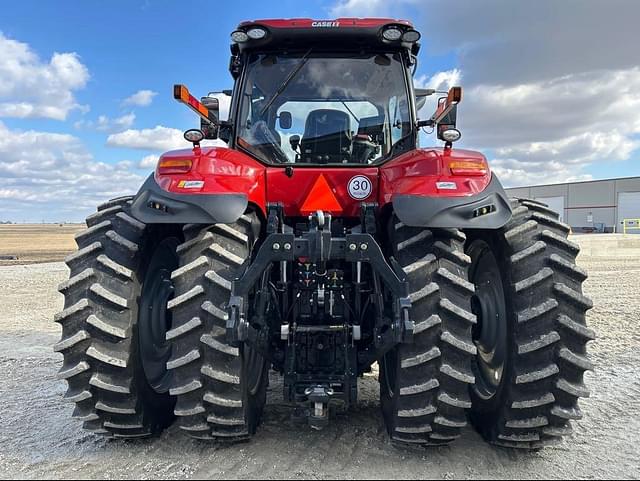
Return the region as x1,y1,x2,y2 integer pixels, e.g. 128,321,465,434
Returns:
55,18,593,449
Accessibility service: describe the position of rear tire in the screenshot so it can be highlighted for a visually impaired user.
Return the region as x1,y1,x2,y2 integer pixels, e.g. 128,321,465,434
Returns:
380,220,477,446
167,214,269,441
55,197,177,438
468,199,594,449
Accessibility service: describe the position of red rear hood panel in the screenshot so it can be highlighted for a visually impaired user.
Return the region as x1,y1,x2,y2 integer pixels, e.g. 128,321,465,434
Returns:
155,147,492,219
155,147,267,210
379,148,492,203
266,167,379,218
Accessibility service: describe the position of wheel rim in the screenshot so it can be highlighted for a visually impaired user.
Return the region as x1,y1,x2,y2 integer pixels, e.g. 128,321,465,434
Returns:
139,238,179,394
469,240,508,401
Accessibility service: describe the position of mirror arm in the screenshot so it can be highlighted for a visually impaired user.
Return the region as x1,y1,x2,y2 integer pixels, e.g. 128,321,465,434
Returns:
417,119,434,129
174,84,219,126
419,87,463,131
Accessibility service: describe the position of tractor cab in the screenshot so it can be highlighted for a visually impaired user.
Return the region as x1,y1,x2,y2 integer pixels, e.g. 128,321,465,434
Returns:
231,48,414,166
178,19,462,167
227,20,420,160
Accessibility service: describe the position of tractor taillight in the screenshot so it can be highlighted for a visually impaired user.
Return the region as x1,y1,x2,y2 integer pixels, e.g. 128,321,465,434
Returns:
449,161,488,177
157,159,193,175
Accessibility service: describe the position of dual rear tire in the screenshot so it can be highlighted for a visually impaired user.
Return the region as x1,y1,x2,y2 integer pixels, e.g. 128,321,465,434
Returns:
467,199,594,448
55,201,267,440
165,216,268,440
381,222,476,445
381,200,593,448
54,197,177,437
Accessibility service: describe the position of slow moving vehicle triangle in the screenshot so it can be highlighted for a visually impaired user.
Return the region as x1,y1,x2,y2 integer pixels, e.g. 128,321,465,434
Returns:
300,174,343,214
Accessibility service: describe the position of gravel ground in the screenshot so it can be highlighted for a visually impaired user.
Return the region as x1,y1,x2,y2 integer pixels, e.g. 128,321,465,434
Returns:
0,251,638,479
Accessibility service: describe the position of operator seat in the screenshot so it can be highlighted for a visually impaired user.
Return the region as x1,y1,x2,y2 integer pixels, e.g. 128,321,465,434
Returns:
300,109,352,163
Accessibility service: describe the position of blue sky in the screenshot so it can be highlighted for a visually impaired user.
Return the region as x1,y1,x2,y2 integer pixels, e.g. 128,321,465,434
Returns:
1,0,639,222
1,1,339,168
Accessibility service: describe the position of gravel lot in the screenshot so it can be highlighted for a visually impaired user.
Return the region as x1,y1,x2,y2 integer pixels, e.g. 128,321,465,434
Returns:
0,242,639,479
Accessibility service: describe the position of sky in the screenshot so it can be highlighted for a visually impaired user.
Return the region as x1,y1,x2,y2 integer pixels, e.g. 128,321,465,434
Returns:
0,0,639,222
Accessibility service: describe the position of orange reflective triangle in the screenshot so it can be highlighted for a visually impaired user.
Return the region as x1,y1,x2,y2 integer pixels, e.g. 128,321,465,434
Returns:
300,174,343,213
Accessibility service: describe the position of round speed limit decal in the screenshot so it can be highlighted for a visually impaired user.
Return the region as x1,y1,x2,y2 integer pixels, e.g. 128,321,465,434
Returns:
348,176,373,200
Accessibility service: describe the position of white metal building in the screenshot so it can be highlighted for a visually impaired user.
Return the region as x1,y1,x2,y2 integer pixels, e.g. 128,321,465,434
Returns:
505,176,640,234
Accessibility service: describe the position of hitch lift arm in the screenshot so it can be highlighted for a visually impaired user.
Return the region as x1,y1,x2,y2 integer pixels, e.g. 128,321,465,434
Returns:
226,205,414,351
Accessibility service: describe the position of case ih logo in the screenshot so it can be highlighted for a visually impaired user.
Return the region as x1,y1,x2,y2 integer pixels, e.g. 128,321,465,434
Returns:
312,21,340,28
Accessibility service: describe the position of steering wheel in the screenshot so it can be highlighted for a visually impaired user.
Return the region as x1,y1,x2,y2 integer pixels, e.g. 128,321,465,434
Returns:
253,121,290,164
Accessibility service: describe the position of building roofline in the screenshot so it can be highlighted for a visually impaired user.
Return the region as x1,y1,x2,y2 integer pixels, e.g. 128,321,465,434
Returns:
504,175,640,190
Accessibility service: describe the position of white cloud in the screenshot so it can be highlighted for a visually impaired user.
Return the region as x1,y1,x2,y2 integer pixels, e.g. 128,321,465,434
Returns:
114,113,136,130
398,0,640,185
0,121,144,222
491,158,593,188
416,70,462,92
415,69,462,118
74,112,136,132
97,112,136,131
123,89,157,107
494,131,638,168
330,0,385,16
330,0,419,17
107,125,229,152
417,0,640,87
0,33,89,120
455,68,640,177
417,67,640,185
138,154,159,169
106,125,189,151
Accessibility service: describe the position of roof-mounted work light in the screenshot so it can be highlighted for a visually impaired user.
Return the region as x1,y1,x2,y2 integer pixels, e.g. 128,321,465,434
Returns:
247,27,267,40
382,27,403,42
231,30,249,43
402,29,421,43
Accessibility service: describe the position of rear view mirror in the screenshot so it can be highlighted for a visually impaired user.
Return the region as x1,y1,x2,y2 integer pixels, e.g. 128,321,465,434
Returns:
200,96,220,139
279,111,293,130
201,97,220,120
415,88,435,113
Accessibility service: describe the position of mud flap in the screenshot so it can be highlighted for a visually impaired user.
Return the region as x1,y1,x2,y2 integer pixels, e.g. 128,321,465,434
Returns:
130,175,248,225
393,174,512,229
